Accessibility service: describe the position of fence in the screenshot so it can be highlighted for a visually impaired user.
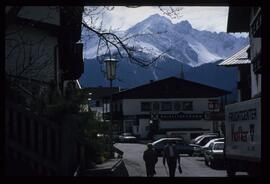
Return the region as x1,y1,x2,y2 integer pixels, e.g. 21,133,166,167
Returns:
5,100,84,176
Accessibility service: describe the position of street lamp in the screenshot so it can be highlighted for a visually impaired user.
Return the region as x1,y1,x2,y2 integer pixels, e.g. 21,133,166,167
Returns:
104,58,117,86
104,58,117,157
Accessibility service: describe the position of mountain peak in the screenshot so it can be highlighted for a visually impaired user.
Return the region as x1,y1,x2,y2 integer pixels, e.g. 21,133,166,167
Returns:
145,13,172,24
175,20,192,33
178,20,192,28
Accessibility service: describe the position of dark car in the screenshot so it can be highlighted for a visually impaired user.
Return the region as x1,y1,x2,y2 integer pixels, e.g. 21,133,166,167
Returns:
151,138,197,156
119,133,137,143
204,141,225,168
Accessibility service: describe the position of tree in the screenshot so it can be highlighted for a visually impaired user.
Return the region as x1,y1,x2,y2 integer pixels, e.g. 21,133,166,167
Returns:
81,6,183,68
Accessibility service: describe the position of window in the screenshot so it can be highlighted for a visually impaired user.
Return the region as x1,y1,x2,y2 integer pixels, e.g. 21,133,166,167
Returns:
183,101,193,111
161,102,172,111
141,102,151,111
152,102,160,111
174,101,181,111
208,100,219,110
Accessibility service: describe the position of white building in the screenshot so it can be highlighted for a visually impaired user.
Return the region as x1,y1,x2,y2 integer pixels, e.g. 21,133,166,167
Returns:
108,77,230,142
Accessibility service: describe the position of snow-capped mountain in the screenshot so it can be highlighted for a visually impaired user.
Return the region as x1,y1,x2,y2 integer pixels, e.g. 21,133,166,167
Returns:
80,13,248,94
83,13,248,67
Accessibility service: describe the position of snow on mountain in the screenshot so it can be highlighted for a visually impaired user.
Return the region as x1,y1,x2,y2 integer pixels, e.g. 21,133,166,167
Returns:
83,13,248,67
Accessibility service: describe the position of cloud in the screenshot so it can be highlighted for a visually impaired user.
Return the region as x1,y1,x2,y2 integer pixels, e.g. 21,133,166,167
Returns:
94,6,230,33
84,6,248,38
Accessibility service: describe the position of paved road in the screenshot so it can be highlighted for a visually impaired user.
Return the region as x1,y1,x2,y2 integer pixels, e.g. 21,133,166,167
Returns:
115,143,248,177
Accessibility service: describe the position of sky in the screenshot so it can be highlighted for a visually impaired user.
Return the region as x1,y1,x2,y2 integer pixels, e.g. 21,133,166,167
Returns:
85,6,248,37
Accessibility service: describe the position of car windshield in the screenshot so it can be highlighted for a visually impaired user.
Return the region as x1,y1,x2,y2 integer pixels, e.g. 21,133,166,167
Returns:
213,143,224,150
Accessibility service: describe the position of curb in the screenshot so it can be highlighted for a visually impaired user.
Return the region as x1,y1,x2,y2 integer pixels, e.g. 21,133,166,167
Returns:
78,159,129,176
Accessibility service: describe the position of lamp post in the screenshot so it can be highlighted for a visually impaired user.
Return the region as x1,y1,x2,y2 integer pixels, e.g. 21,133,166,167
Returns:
104,58,117,157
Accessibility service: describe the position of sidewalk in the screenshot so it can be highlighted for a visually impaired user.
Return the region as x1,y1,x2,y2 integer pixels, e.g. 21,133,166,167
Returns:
77,148,129,176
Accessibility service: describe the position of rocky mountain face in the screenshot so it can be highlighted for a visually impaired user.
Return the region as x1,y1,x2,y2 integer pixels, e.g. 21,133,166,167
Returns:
80,14,248,96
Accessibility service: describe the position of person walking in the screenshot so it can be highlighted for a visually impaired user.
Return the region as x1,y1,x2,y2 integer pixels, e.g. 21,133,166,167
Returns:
163,141,181,177
143,143,158,177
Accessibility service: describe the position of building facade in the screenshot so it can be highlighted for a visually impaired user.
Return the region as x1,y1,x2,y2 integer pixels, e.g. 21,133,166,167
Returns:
5,6,84,176
107,77,230,142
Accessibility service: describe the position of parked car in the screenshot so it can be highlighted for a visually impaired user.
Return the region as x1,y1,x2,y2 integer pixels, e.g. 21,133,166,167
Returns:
204,141,225,168
151,138,198,156
190,133,219,144
193,138,224,156
119,133,137,143
195,135,220,146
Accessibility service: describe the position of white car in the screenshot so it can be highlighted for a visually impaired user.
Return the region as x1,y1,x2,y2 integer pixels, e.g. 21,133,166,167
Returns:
193,137,224,156
190,133,219,144
204,142,225,168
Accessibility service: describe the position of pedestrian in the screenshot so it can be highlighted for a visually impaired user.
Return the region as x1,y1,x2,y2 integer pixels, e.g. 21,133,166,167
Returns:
143,143,158,177
163,141,181,177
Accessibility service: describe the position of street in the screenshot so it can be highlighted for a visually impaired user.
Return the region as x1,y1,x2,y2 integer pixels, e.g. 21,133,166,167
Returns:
114,143,248,177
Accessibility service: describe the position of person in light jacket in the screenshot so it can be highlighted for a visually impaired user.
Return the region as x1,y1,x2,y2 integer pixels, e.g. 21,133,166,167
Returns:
143,143,158,177
163,141,180,177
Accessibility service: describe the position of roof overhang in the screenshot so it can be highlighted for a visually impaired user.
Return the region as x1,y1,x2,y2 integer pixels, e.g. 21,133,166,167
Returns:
219,45,250,67
227,7,250,33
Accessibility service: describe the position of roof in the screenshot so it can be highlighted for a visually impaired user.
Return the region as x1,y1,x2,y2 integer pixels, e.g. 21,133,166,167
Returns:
219,45,250,66
107,77,230,100
227,7,250,33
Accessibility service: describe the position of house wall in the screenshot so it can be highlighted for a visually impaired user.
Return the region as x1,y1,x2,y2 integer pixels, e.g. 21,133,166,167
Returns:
5,23,58,83
17,6,60,26
122,98,219,139
250,8,261,98
122,98,220,115
159,120,212,130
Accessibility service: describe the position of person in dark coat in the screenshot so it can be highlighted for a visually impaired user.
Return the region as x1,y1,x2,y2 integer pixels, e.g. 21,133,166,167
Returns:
163,141,180,177
143,143,158,177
